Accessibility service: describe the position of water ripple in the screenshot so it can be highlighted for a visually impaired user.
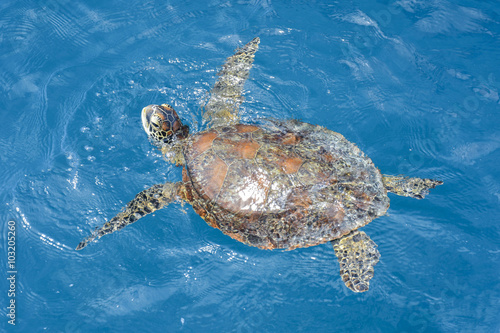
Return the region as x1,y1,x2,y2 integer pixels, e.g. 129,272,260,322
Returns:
1,1,498,331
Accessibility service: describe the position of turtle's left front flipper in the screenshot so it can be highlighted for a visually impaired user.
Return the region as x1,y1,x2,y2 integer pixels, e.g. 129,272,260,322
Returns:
203,37,260,128
332,230,380,293
76,182,182,250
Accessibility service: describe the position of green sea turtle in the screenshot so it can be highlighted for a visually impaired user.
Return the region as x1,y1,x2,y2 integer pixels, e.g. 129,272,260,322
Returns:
76,37,443,292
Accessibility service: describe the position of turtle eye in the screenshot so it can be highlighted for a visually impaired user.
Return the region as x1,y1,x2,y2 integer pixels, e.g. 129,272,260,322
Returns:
150,114,162,128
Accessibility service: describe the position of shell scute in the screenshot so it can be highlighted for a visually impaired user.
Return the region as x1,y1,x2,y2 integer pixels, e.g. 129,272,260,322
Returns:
213,135,260,160
234,124,260,133
216,159,271,215
187,151,228,201
191,132,218,158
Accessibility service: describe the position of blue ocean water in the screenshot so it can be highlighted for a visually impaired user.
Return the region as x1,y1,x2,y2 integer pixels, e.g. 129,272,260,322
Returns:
1,0,499,331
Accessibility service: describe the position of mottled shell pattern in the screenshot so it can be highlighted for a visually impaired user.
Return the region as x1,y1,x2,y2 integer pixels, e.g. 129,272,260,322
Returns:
180,119,390,250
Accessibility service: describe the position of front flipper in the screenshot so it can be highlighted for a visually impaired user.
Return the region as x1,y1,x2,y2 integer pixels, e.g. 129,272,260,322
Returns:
332,230,380,293
382,175,443,199
202,37,260,128
76,182,182,250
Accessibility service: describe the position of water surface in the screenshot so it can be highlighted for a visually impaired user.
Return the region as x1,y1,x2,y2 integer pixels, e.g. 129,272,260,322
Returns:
0,0,499,332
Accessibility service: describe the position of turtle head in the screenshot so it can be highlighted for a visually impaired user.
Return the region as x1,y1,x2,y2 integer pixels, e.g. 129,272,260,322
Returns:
141,104,189,146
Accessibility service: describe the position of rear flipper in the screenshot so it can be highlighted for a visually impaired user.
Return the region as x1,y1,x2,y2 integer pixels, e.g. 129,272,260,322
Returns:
332,230,380,293
76,182,181,250
382,175,443,199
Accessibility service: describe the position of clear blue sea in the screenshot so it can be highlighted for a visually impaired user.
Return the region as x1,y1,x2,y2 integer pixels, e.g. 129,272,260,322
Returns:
1,0,499,332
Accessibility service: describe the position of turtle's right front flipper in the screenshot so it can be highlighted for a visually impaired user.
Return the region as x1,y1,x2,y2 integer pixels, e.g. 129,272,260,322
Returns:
76,182,182,250
202,37,260,128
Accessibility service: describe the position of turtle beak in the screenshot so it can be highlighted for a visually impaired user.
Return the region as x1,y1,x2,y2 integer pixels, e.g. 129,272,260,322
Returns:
141,105,155,135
